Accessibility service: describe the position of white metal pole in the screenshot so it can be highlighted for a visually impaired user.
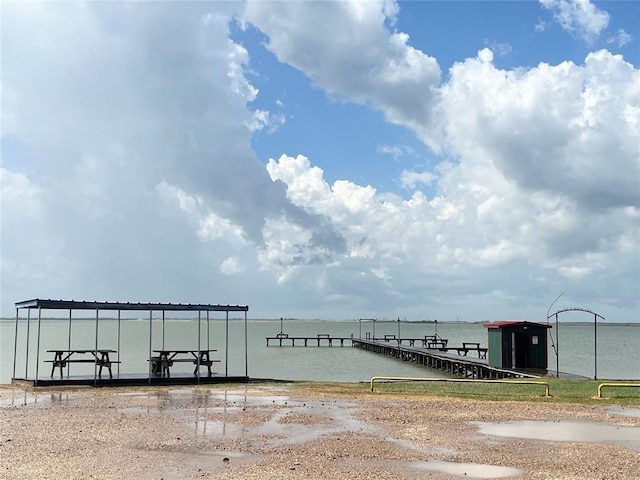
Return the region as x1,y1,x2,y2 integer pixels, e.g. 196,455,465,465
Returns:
556,312,560,378
35,308,42,385
594,313,597,380
25,308,31,378
67,309,72,377
94,309,99,384
162,310,165,350
148,310,153,383
225,311,229,377
12,308,19,379
244,310,248,379
197,311,201,383
117,310,121,377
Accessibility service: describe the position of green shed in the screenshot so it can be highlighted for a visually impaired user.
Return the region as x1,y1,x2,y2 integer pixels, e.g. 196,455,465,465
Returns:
484,321,552,371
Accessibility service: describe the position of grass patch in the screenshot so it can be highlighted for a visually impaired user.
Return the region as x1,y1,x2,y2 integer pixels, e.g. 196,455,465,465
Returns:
293,379,640,405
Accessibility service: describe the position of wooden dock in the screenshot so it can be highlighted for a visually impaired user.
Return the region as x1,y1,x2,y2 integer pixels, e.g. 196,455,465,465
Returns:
265,333,450,347
265,332,535,379
352,338,538,379
265,333,487,358
265,333,354,347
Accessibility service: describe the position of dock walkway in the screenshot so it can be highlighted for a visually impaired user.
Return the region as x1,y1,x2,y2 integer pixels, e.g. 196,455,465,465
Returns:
265,333,354,347
352,338,538,379
265,334,452,348
265,333,536,379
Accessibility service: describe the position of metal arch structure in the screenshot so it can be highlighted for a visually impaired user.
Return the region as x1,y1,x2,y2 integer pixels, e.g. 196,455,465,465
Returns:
551,307,605,319
547,307,605,380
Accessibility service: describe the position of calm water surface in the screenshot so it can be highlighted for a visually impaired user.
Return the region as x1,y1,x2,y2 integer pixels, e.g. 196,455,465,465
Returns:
1,318,638,384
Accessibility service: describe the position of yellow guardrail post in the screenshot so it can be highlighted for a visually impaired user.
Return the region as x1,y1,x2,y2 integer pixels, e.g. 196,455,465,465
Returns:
370,376,551,397
597,382,640,398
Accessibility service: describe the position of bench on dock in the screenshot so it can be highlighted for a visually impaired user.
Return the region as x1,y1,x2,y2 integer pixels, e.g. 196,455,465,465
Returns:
423,336,448,348
426,341,448,350
452,343,488,359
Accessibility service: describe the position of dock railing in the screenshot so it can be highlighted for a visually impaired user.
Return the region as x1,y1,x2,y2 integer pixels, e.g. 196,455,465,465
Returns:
370,376,551,397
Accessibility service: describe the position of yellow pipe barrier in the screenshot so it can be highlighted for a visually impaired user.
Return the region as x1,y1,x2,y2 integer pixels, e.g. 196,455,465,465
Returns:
370,376,551,397
597,382,640,398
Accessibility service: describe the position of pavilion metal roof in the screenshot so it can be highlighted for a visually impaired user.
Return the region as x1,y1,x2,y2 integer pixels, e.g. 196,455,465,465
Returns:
15,298,248,312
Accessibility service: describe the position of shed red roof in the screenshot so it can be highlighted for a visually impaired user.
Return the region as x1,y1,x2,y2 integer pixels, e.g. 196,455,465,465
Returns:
483,320,552,329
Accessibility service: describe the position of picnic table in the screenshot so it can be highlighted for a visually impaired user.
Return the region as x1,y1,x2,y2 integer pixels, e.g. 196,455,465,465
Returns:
150,349,219,377
46,349,118,379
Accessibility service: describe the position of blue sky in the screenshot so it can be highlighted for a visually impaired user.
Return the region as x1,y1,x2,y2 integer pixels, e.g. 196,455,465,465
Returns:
1,1,639,323
241,0,638,197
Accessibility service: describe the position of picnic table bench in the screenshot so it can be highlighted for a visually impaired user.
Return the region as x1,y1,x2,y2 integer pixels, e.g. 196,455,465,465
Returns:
46,349,119,379
151,349,219,377
456,343,488,359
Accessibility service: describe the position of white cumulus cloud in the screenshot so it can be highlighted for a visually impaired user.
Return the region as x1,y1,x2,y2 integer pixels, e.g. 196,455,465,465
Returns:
540,0,610,42
220,257,244,275
244,0,443,151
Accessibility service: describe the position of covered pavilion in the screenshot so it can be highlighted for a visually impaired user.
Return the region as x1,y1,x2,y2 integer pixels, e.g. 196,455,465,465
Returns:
11,298,250,386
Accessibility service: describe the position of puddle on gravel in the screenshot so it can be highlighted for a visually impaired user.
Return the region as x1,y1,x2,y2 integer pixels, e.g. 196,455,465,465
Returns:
115,389,295,406
111,388,376,449
196,397,377,449
607,406,640,419
113,389,299,414
474,420,640,451
409,460,523,478
137,449,256,480
0,391,91,407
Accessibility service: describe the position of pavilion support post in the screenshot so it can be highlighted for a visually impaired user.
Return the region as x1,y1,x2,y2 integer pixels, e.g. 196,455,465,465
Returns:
225,311,229,377
12,308,18,380
206,311,210,351
67,309,72,377
148,310,153,384
117,310,121,377
94,309,99,385
244,310,248,380
25,308,31,379
162,310,165,350
35,308,42,386
197,311,201,383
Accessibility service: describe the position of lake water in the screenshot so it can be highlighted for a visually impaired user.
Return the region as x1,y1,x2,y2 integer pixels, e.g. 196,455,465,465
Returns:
1,318,638,384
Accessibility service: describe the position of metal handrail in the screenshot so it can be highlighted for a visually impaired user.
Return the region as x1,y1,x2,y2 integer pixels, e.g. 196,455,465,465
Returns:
597,382,640,398
370,376,551,397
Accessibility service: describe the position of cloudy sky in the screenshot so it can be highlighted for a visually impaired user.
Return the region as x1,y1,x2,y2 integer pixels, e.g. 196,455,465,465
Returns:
1,0,638,322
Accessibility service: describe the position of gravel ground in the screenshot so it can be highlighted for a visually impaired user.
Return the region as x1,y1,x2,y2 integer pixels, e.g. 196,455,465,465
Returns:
0,383,638,479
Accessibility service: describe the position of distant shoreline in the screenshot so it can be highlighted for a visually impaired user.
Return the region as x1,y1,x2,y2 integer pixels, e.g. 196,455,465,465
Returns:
0,317,637,326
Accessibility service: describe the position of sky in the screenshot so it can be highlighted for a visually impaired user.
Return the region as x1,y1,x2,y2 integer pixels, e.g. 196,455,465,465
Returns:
1,0,638,322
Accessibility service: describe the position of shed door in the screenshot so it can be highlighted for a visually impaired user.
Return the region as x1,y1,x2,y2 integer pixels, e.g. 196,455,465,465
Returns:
514,332,529,368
